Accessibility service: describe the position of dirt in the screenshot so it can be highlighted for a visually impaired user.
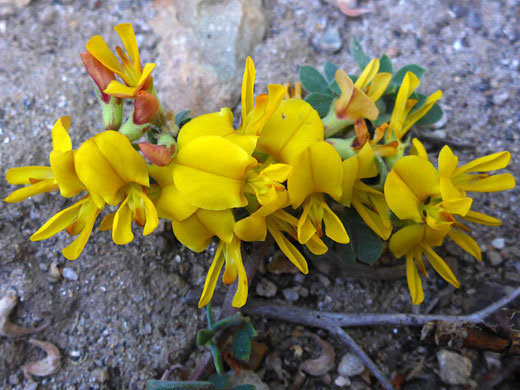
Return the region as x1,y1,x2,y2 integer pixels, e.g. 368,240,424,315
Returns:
1,0,519,389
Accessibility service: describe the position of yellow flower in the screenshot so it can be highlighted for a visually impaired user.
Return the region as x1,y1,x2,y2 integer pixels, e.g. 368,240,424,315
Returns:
389,224,460,305
75,130,158,245
386,72,442,142
30,194,103,260
340,143,392,239
288,141,350,245
4,117,84,203
334,69,378,123
354,58,392,103
86,23,156,98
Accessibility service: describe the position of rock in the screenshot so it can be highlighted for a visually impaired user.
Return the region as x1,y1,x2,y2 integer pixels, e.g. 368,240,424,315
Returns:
493,92,509,106
152,0,266,116
436,349,472,385
228,370,269,390
283,288,299,302
256,278,277,297
62,267,78,281
487,250,503,266
334,375,351,387
313,26,342,53
92,368,109,383
491,237,506,249
338,353,365,377
483,351,501,370
466,11,483,30
0,0,30,17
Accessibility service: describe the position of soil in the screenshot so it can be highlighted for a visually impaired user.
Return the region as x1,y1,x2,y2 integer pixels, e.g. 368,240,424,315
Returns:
1,0,519,389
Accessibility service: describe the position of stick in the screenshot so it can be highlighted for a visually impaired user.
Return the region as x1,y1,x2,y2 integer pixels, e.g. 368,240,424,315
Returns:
330,327,394,390
242,287,520,328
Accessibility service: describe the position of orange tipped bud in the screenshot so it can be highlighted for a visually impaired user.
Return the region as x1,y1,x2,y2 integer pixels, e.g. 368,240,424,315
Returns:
81,52,116,104
139,142,176,167
133,91,159,125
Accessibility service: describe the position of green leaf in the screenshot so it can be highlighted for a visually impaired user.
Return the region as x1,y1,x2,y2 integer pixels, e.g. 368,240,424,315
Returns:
410,93,427,112
324,61,339,82
350,38,371,70
392,64,426,85
304,93,334,118
373,112,391,127
208,374,229,390
148,380,214,390
299,66,330,94
328,79,341,95
175,110,192,126
232,323,257,361
197,329,215,346
379,54,393,74
416,103,444,126
335,240,356,265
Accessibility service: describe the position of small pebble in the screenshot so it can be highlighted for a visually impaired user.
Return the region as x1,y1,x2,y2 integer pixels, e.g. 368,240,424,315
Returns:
491,237,506,249
313,26,342,53
487,250,503,266
92,368,109,383
334,375,351,387
493,92,509,106
483,351,501,370
256,278,277,298
436,349,472,385
338,353,365,377
62,267,78,281
283,288,299,302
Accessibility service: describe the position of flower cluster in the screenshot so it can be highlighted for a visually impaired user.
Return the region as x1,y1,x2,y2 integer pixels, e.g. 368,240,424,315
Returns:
4,24,515,308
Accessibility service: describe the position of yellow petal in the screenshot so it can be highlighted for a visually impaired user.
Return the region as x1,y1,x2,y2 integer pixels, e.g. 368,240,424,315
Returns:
304,233,328,255
463,210,501,226
355,58,380,90
94,130,149,187
103,80,137,98
75,138,125,206
448,228,481,260
50,150,84,198
6,166,53,185
322,202,349,244
156,184,197,221
173,136,256,210
402,90,442,136
438,145,458,176
229,238,248,308
86,35,122,75
334,69,355,115
171,213,213,253
113,197,134,245
4,179,58,203
197,209,235,244
296,200,317,244
241,56,255,124
242,84,287,136
410,138,428,159
62,201,101,260
353,198,391,240
198,242,226,308
346,88,379,121
257,99,324,165
406,253,424,305
356,142,378,179
384,156,439,221
389,72,420,138
177,108,234,149
99,212,115,231
440,176,464,200
268,222,309,274
235,215,267,242
457,173,515,193
340,156,358,206
114,23,140,73
389,224,424,258
422,244,460,288
134,63,156,90
135,190,158,236
288,141,343,207
455,151,511,175
31,197,87,241
366,73,392,102
441,197,472,216
51,116,72,152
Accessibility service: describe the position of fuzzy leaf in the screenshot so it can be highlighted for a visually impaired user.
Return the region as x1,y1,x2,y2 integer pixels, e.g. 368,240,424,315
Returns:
324,61,339,82
304,93,334,118
197,329,215,346
232,323,257,361
350,39,371,70
373,112,391,127
175,110,192,128
379,54,393,74
392,64,426,85
328,79,341,95
416,103,444,126
148,380,214,390
299,66,330,94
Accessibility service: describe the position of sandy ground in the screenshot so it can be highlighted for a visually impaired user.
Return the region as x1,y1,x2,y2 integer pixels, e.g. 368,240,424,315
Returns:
0,0,519,389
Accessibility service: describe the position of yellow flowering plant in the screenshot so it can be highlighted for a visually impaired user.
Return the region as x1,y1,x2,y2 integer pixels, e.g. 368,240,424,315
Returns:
3,24,516,387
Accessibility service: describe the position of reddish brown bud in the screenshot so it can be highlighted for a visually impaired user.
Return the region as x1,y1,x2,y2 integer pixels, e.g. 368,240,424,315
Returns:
139,142,176,167
81,52,116,104
133,91,159,125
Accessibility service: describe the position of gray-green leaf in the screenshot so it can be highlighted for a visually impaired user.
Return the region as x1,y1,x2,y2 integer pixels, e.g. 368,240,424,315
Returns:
304,93,334,118
299,66,330,94
350,39,371,70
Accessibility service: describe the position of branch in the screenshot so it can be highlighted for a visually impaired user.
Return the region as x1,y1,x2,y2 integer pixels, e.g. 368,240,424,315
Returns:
242,287,520,328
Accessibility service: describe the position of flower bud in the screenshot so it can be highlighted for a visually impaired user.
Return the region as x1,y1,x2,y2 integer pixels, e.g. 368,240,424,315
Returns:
81,52,116,104
133,91,159,125
139,136,177,167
